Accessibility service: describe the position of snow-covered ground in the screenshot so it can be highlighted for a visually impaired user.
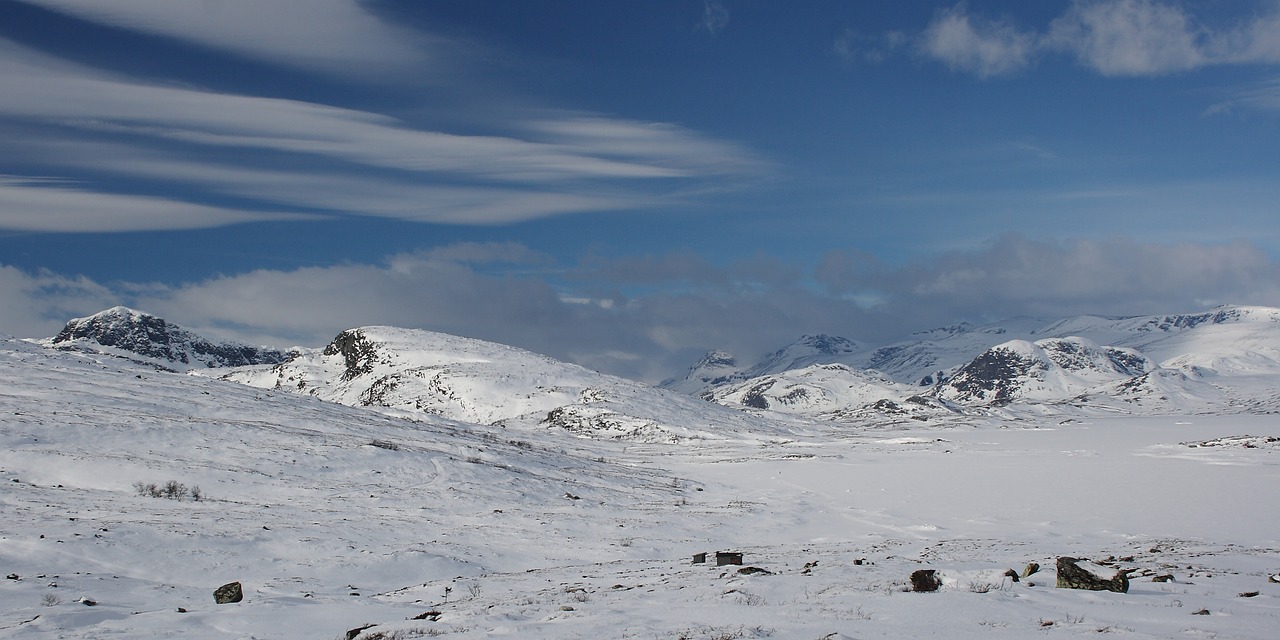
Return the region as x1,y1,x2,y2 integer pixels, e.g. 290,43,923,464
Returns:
2,336,1278,639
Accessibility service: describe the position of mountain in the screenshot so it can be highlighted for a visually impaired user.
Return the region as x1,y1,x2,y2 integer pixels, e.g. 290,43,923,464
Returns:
705,362,958,423
678,305,1280,418
47,306,292,371
5,329,1280,639
1031,305,1280,375
220,326,782,442
935,337,1154,407
658,350,740,396
740,334,860,379
662,334,863,397
8,310,1280,638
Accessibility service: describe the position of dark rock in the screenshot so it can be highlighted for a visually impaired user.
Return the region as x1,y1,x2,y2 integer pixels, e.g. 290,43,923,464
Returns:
737,566,772,576
1239,591,1260,598
1192,609,1210,615
1055,557,1128,593
411,611,442,621
53,307,291,369
346,624,377,640
1003,569,1020,582
1022,562,1040,578
323,329,380,381
910,569,941,592
1152,574,1175,583
213,581,243,604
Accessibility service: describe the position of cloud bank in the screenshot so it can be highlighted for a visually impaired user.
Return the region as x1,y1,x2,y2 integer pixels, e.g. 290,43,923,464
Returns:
6,236,1278,383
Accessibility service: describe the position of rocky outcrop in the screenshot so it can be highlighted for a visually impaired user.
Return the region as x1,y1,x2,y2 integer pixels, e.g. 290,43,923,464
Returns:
1055,557,1128,593
322,329,382,381
52,307,291,370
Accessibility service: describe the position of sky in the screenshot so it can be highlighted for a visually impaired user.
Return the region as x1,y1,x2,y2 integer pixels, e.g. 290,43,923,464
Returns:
2,0,1280,382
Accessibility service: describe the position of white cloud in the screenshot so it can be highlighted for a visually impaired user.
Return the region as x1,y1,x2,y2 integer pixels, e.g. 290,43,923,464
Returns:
0,176,308,232
13,0,430,77
818,235,1280,321
918,1,1280,78
0,39,764,231
0,265,118,338
920,5,1036,77
699,1,730,36
1046,0,1205,75
8,237,1279,382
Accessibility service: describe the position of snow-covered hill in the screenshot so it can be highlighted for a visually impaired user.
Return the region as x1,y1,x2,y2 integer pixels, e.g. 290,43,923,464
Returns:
46,306,292,371
220,326,784,442
686,305,1280,419
4,334,1279,639
705,363,959,423
936,337,1153,406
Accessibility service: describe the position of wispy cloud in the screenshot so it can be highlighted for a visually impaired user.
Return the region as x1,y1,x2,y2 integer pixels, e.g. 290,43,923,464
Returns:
699,0,730,36
915,1,1280,78
13,0,432,77
0,28,764,232
0,176,310,232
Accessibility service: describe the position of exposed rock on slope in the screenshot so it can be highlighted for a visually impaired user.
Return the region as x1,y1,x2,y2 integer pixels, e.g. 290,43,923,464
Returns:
937,337,1153,406
49,306,292,371
658,350,740,396
223,326,782,442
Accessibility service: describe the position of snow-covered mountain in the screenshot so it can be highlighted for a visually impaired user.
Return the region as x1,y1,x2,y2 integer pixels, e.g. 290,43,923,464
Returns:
660,334,862,396
46,306,292,371
221,326,783,442
683,305,1280,419
5,324,1280,639
658,350,740,396
705,362,958,423
935,337,1153,406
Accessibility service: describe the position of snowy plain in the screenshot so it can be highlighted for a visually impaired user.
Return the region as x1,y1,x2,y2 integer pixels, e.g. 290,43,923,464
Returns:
2,334,1279,639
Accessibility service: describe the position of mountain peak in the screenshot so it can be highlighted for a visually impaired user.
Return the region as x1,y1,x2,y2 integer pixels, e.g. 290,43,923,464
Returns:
51,307,292,371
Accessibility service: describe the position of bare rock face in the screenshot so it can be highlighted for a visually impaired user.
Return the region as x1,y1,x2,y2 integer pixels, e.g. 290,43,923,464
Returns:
214,581,244,604
52,307,292,370
1056,557,1129,593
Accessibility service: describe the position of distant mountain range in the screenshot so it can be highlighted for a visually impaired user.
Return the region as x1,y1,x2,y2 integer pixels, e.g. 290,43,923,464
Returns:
37,304,1280,426
663,305,1280,419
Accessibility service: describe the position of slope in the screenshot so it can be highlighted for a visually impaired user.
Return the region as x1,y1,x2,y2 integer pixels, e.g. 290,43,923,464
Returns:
220,326,784,443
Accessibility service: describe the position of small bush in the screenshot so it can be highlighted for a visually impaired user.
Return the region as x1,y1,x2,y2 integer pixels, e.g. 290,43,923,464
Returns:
42,593,61,607
134,480,203,502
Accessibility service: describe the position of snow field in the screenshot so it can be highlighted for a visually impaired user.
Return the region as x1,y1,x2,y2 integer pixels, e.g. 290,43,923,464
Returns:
2,337,1278,638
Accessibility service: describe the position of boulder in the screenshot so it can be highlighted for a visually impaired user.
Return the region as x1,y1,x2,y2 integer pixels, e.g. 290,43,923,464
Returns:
910,569,941,592
1055,557,1128,593
214,581,244,604
1021,562,1040,578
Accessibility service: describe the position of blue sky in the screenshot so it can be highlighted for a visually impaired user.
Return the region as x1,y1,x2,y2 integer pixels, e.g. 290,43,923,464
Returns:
2,0,1280,381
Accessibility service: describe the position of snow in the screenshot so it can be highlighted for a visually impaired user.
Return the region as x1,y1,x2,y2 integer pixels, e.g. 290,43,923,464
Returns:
3,333,1280,639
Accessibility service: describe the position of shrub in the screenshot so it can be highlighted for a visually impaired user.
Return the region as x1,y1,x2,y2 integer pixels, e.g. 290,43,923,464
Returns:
134,480,203,502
